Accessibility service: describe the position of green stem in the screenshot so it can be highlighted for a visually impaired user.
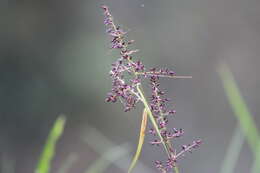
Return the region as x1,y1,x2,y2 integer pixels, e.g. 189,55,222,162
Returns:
136,85,180,173
136,85,169,156
174,166,179,173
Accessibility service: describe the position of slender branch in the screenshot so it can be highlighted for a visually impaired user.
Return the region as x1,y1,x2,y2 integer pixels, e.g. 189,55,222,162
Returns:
136,72,192,79
136,85,180,173
136,85,171,157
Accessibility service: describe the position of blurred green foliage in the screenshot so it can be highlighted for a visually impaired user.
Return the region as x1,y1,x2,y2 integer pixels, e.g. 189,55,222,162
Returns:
219,64,260,173
35,115,66,173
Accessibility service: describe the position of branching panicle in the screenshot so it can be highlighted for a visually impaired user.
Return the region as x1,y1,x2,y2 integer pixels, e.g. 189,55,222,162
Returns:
101,5,201,172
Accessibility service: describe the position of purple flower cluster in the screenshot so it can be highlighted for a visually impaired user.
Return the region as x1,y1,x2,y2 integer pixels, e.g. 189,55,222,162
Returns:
101,5,201,172
149,71,176,118
102,5,144,112
154,140,202,172
148,70,201,171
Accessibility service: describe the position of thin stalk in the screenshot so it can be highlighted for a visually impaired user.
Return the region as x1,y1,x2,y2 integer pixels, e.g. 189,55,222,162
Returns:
136,72,192,79
174,167,179,173
136,85,170,156
136,85,180,173
127,58,172,156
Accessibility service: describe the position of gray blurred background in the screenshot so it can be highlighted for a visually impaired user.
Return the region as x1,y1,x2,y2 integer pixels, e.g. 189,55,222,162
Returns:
0,0,259,172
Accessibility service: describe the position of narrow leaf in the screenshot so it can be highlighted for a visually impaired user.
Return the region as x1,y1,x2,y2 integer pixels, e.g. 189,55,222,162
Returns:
218,64,260,173
128,108,148,173
218,64,259,151
35,115,66,173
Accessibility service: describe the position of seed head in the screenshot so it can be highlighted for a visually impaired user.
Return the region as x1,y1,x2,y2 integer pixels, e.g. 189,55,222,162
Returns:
101,5,201,172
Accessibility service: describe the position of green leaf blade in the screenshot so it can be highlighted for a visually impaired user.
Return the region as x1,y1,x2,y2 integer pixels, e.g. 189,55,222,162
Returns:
218,64,259,151
218,64,260,173
128,108,148,173
35,115,66,173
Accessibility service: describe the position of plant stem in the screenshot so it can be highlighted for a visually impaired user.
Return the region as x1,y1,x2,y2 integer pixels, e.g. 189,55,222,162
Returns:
174,166,179,173
136,85,180,173
136,85,170,155
136,72,192,79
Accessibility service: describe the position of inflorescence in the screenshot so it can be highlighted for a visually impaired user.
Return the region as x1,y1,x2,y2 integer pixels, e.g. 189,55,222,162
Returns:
101,5,201,172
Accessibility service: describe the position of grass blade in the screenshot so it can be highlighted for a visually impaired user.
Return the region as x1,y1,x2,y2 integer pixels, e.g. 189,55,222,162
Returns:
218,63,260,173
220,126,244,173
128,108,148,173
35,115,66,173
218,64,259,151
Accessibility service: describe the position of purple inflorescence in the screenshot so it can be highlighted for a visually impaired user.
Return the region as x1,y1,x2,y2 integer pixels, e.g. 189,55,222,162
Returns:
101,5,201,172
102,5,143,112
152,139,202,172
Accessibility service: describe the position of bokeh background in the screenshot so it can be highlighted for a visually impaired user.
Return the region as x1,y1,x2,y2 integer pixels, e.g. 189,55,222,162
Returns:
0,0,260,173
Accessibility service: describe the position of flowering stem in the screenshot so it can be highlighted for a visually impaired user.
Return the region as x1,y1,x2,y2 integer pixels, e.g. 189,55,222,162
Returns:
136,85,169,155
101,5,200,172
136,85,180,173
